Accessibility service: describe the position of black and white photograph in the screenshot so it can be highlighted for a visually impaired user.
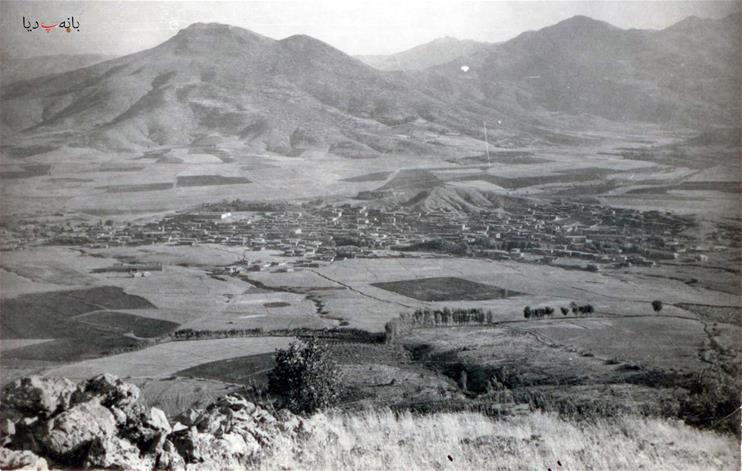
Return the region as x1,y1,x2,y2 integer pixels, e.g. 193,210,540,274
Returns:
0,0,740,469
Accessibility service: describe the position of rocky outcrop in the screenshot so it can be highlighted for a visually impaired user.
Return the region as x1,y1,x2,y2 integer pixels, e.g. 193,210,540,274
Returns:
0,374,307,470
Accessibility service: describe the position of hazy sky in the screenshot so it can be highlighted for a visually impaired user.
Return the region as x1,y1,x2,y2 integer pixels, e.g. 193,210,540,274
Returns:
1,0,739,59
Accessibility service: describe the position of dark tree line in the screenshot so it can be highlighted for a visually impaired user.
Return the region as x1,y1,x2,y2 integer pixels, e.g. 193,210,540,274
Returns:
524,302,594,319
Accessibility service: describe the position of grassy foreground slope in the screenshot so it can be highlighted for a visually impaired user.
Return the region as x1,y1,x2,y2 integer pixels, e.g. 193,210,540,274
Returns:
261,410,737,470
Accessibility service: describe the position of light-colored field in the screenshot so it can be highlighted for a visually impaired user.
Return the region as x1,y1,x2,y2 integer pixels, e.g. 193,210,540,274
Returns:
242,256,738,330
260,409,738,471
2,128,713,219
509,316,710,370
43,337,295,379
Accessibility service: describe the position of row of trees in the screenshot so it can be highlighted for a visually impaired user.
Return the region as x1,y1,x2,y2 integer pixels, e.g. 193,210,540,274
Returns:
524,302,595,319
384,307,496,341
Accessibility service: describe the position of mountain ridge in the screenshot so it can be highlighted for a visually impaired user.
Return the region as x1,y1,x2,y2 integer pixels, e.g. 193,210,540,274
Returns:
1,13,738,154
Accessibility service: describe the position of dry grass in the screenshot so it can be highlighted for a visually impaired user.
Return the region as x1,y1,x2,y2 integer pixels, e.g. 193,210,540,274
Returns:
261,409,738,470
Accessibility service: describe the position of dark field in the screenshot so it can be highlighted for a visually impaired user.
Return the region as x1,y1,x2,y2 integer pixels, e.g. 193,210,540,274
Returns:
341,171,392,183
176,353,276,384
3,336,145,363
176,175,251,187
0,286,155,338
95,166,147,173
76,311,179,338
372,277,524,302
458,152,550,165
455,168,616,189
0,164,51,179
264,302,291,308
626,181,741,194
98,182,174,193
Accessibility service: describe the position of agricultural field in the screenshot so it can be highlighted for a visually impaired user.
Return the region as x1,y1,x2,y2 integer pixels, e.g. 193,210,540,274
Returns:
42,337,296,380
372,277,524,302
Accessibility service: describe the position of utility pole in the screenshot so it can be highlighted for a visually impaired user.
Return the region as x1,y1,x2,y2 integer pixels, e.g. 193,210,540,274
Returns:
483,122,491,168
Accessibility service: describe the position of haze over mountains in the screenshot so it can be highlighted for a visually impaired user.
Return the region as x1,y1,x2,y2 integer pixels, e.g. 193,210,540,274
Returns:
1,14,739,155
356,37,491,71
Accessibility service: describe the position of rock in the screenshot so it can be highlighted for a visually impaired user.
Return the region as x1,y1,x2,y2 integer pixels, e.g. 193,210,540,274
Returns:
83,435,152,471
1,418,16,446
144,408,171,434
110,407,128,426
2,377,76,417
72,374,140,410
155,440,186,470
0,447,48,470
194,409,230,436
174,409,202,428
39,399,116,461
171,422,188,433
170,427,214,464
215,395,255,414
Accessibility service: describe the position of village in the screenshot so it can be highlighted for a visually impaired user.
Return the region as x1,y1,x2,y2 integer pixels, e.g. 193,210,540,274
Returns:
1,197,732,274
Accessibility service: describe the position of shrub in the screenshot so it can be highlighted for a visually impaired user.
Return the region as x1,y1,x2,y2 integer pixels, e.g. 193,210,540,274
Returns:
268,339,343,414
651,300,663,314
680,365,740,434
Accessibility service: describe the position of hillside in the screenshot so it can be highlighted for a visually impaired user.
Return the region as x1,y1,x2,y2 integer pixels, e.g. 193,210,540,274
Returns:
1,375,736,471
418,14,741,127
0,24,486,155
0,54,116,84
1,15,739,155
357,37,491,71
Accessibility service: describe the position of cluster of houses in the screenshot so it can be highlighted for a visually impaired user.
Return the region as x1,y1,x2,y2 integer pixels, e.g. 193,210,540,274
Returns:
0,198,729,272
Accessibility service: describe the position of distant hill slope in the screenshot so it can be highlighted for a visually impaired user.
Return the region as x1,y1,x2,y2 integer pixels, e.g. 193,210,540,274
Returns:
0,23,490,154
356,37,490,71
1,15,739,154
1,54,115,84
418,14,741,127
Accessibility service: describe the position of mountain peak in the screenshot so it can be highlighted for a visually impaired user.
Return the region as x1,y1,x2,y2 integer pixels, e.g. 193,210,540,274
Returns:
553,15,618,31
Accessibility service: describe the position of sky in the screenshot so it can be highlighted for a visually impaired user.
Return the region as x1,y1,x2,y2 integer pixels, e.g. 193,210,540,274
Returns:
1,0,739,59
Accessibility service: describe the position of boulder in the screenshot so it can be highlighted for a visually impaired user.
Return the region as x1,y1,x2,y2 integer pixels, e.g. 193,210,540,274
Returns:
174,409,202,428
2,377,76,417
170,427,214,464
214,395,255,414
194,409,230,436
83,436,152,471
144,408,171,435
155,440,186,470
1,418,16,446
72,374,140,410
38,399,116,461
0,447,48,470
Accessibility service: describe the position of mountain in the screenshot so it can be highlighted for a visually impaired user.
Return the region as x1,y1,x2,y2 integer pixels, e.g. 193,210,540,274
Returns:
356,37,490,71
1,15,739,154
417,14,741,127
0,23,491,154
0,54,115,85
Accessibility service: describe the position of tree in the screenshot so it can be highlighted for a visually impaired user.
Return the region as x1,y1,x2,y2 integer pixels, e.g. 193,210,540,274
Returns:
523,306,532,319
560,307,569,316
268,339,343,414
651,300,663,314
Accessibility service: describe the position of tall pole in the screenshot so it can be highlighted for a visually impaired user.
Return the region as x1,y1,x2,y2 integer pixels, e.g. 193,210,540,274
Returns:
483,122,491,167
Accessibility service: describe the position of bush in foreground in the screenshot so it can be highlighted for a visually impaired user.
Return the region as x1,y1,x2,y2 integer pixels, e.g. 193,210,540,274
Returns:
268,339,343,414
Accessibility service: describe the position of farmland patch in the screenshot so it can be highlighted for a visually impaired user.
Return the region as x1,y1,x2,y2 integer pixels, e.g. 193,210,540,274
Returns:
98,182,173,193
176,175,251,187
0,286,155,338
75,311,179,337
372,277,525,302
